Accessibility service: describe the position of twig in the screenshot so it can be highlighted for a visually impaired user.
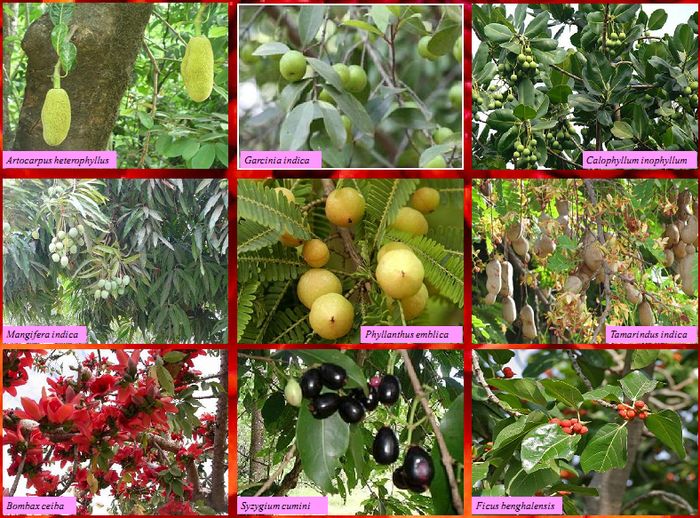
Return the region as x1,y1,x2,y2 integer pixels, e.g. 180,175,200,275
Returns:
471,351,524,417
9,454,26,496
622,490,695,514
137,41,160,168
152,10,188,45
566,350,617,409
254,445,297,496
401,350,463,514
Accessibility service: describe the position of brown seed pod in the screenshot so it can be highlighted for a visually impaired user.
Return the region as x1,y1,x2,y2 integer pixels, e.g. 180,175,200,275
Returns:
502,296,517,324
681,215,698,244
485,259,502,304
556,200,570,217
664,223,680,247
679,252,697,297
564,275,583,294
638,300,655,326
624,283,643,305
520,304,537,339
663,249,675,267
583,242,604,272
500,261,513,297
673,241,688,259
506,222,524,242
512,237,529,257
535,235,556,258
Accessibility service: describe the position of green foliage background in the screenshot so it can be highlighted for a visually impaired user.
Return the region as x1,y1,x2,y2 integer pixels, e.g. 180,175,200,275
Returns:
3,179,229,343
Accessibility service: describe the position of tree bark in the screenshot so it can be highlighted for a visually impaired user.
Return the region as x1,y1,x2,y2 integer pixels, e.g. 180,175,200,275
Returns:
584,354,655,514
3,4,18,144
249,403,266,481
208,350,229,512
12,4,153,150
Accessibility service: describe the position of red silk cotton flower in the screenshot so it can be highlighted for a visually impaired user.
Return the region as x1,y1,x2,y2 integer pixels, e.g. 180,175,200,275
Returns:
90,374,117,397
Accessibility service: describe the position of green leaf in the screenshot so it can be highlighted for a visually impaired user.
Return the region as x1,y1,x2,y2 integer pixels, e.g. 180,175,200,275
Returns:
620,370,658,401
645,410,685,458
191,143,216,169
484,23,514,43
252,41,290,56
541,379,583,408
163,351,188,363
427,24,461,56
279,101,315,151
521,424,580,473
631,350,658,370
611,121,635,140
342,19,384,36
486,109,518,132
513,104,537,120
296,405,349,493
298,6,325,46
155,364,175,395
487,378,548,405
491,411,547,454
648,9,668,31
524,12,550,38
580,423,627,473
582,386,624,402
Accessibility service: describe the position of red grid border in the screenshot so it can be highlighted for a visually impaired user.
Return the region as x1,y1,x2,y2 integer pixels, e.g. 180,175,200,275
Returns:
0,0,697,517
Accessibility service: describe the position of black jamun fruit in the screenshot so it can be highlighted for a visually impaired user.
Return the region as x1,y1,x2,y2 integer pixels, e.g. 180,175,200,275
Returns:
338,396,365,424
377,374,401,405
372,426,399,464
403,445,434,492
392,467,410,489
362,386,379,411
300,368,322,399
309,393,340,419
319,363,347,390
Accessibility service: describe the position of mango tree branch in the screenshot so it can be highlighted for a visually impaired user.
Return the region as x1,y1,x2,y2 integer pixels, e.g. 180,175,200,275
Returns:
401,350,464,513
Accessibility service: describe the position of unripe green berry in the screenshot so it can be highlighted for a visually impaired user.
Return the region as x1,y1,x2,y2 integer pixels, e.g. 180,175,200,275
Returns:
517,54,526,63
510,74,518,81
506,93,514,101
494,101,502,108
522,148,531,156
516,144,525,152
513,151,520,158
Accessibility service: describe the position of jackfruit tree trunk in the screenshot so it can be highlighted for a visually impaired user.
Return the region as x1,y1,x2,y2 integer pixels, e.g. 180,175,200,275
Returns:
12,4,153,150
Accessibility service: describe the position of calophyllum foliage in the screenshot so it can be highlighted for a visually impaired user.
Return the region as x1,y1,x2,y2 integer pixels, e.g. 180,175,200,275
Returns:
472,4,698,169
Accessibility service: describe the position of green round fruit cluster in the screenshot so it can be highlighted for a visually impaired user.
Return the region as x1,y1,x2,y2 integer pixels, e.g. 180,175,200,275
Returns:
679,79,698,107
94,275,131,300
48,225,86,268
512,138,540,168
495,46,538,85
603,30,626,48
546,119,576,151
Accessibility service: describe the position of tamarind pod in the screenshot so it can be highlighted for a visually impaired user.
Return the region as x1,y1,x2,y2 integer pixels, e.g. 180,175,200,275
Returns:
502,296,516,324
181,35,214,102
520,304,537,340
594,269,605,284
680,253,697,297
583,242,604,272
486,259,502,294
506,222,524,242
664,223,680,246
538,214,553,233
680,215,698,244
564,275,583,294
512,237,529,257
638,300,655,326
555,200,570,217
535,235,556,258
41,88,71,146
663,249,675,267
673,241,687,259
500,261,513,297
624,282,643,305
485,291,498,305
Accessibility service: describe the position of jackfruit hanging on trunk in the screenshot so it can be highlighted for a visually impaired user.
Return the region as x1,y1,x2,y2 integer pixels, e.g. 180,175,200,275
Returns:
181,36,214,102
41,88,71,146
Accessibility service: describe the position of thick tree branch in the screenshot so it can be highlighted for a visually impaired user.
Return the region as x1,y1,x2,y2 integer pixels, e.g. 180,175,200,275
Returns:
622,490,695,514
254,445,297,496
208,350,229,512
401,350,463,514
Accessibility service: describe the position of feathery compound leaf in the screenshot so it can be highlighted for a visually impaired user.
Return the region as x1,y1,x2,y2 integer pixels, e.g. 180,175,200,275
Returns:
253,279,294,343
386,229,464,307
237,282,259,341
238,181,312,240
237,220,280,253
365,179,420,250
238,244,307,282
266,305,312,344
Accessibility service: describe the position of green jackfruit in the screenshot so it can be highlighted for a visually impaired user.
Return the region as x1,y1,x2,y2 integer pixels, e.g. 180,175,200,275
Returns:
41,88,71,146
181,35,214,102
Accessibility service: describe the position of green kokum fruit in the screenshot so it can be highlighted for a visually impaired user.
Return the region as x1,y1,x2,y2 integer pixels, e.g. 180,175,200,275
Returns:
423,155,446,168
332,63,350,87
433,127,454,144
41,88,71,146
417,36,438,60
181,36,214,102
346,65,367,93
279,50,307,83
